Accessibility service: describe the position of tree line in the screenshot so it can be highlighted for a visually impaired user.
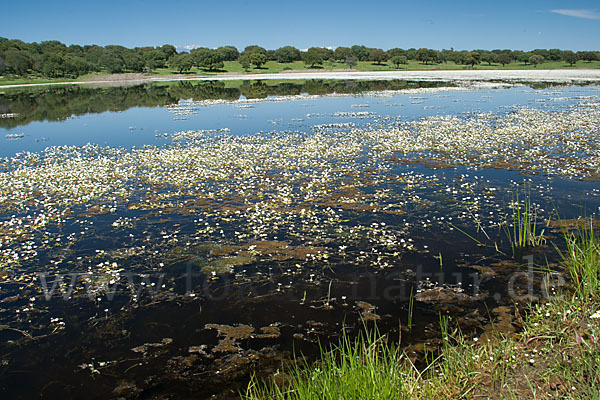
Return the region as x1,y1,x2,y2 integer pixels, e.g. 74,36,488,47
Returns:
1,37,599,79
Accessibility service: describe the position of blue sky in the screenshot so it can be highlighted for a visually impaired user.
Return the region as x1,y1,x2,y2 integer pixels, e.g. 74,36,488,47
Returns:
1,0,599,51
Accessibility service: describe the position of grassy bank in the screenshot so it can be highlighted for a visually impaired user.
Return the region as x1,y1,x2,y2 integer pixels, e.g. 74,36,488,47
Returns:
2,60,600,87
245,218,600,399
157,59,600,75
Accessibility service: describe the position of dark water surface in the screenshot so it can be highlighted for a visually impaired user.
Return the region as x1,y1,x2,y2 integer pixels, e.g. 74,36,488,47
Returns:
0,80,599,399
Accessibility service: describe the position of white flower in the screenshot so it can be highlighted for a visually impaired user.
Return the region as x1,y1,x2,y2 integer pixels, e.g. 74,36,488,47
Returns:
590,310,600,319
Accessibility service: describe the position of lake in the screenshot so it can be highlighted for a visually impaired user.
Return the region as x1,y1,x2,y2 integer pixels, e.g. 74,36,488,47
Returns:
0,80,599,399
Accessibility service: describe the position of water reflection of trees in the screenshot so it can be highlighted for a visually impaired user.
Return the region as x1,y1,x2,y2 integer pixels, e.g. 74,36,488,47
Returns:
0,80,454,128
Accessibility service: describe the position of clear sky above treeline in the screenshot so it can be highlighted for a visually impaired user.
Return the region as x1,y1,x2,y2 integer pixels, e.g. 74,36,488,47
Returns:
2,0,599,51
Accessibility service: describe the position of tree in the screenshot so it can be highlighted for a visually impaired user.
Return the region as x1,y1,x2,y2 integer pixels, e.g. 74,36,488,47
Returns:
532,49,550,60
334,46,354,62
563,51,577,66
390,55,407,68
529,54,544,68
64,56,91,77
99,51,125,73
249,52,267,68
387,48,406,58
516,51,531,65
274,46,301,63
351,45,370,61
3,48,33,75
159,44,177,61
143,49,167,69
40,40,67,55
307,47,333,61
428,49,440,63
368,48,388,64
404,48,416,60
480,51,496,66
464,51,480,68
416,48,438,64
242,45,267,57
577,51,598,62
83,45,105,65
265,49,277,61
496,52,512,67
192,48,224,71
238,54,251,71
440,49,453,63
416,48,429,64
345,56,357,69
547,48,563,61
41,52,67,77
0,55,7,74
67,44,84,57
302,49,324,67
169,53,194,73
449,50,467,65
123,52,145,72
217,46,239,61
104,45,127,58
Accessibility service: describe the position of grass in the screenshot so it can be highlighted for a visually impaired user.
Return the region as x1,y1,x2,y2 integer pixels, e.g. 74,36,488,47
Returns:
560,217,600,300
245,326,423,400
522,295,600,398
245,214,600,400
158,60,600,75
504,188,546,252
408,288,415,331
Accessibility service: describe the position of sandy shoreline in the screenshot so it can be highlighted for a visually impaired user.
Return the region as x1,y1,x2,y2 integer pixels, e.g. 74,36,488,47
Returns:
2,69,600,89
